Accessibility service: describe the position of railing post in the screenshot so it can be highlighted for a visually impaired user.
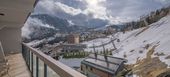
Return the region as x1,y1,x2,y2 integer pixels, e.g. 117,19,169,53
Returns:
28,50,30,67
31,52,33,77
36,56,39,77
22,43,86,77
44,64,47,77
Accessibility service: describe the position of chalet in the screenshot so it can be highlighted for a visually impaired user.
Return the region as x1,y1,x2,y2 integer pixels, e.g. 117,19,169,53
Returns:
81,54,127,77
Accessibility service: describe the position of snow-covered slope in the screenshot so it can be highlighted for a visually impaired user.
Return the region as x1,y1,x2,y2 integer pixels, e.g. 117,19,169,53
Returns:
83,15,170,67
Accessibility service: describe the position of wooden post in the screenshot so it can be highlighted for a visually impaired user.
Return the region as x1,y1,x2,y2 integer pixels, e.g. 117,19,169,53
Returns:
111,39,117,50
144,19,148,26
93,44,97,59
102,42,109,65
102,42,106,55
93,44,96,53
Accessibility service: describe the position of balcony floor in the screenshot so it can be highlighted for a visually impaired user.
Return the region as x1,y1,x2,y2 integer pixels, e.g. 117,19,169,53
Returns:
2,53,31,77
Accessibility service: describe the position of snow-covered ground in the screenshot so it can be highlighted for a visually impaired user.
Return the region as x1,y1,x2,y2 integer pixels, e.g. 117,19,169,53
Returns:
82,36,114,52
26,33,65,47
59,58,84,69
82,15,170,67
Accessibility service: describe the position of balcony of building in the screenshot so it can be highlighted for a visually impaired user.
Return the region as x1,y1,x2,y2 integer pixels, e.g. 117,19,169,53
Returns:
0,43,87,77
0,0,87,77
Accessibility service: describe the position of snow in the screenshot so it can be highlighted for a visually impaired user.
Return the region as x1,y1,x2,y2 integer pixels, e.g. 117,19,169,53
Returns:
82,15,170,66
82,37,114,52
26,33,66,47
132,74,139,77
59,58,84,69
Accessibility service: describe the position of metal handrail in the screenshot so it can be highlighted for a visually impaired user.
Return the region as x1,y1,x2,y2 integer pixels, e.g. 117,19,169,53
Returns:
22,43,86,77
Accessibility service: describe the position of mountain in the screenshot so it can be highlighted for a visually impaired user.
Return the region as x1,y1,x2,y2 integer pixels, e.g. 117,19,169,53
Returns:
31,14,79,32
109,24,126,31
23,14,88,42
31,14,88,32
82,14,170,77
29,25,57,41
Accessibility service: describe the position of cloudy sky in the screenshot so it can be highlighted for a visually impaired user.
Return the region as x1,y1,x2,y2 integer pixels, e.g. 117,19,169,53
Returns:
22,0,170,38
32,0,170,26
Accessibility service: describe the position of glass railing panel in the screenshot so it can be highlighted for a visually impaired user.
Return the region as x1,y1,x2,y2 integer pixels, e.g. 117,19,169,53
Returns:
33,53,37,77
26,48,30,66
38,58,44,77
22,43,86,77
47,66,60,77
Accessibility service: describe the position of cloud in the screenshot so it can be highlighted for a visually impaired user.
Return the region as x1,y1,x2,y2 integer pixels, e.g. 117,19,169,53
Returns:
22,17,56,38
83,0,108,20
33,0,109,27
33,0,55,15
22,0,170,39
103,0,167,23
54,2,82,16
33,0,169,25
154,0,170,4
56,0,87,10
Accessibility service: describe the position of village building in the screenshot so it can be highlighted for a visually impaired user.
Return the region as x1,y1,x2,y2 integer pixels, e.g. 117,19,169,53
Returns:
67,34,80,44
81,54,127,77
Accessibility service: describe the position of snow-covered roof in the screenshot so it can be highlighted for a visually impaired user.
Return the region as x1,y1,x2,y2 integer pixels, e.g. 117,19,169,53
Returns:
81,54,127,75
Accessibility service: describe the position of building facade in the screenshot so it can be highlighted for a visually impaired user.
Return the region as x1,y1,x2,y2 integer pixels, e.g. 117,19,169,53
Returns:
67,34,80,44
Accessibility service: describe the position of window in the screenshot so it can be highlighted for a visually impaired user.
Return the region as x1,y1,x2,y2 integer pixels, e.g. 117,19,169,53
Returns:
38,59,44,77
90,67,93,71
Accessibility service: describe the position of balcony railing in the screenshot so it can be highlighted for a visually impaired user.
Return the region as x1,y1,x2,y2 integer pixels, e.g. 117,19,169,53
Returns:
22,43,86,77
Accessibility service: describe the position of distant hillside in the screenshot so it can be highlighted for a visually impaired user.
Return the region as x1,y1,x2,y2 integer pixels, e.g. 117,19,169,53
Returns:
30,14,87,33
123,6,170,31
23,14,88,42
83,15,170,77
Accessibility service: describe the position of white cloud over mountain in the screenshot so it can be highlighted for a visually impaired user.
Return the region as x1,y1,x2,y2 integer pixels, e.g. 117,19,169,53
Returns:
22,0,170,39
33,0,169,25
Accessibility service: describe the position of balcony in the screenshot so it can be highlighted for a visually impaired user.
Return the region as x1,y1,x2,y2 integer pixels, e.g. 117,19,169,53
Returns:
0,43,86,77
1,53,31,77
21,43,86,77
0,0,86,77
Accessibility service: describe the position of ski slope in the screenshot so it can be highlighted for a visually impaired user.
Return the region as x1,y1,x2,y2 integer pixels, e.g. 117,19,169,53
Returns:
83,15,170,66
